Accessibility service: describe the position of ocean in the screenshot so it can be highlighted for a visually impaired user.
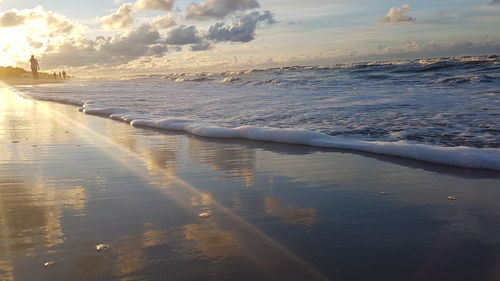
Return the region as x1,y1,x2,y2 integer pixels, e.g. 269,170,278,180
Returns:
13,55,500,170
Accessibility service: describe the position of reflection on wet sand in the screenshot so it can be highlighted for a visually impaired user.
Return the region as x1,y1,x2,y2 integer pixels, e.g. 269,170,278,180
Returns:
188,138,256,186
116,238,146,280
184,223,240,258
108,133,179,188
0,178,87,250
0,91,76,146
1,90,92,281
0,177,88,280
190,192,212,208
264,197,316,225
0,260,14,281
143,149,178,186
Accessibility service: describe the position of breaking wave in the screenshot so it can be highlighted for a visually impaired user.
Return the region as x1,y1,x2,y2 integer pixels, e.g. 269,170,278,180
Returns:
85,105,500,171
17,93,500,171
13,54,500,171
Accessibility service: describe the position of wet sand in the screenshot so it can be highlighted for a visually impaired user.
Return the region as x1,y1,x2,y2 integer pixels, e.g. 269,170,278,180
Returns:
1,87,500,281
0,78,63,86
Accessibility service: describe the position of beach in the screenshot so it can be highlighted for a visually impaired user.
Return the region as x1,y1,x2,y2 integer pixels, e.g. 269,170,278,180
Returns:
0,78,63,86
1,83,500,281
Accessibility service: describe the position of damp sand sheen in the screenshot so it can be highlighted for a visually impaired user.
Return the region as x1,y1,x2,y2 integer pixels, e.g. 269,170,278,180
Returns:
1,77,500,280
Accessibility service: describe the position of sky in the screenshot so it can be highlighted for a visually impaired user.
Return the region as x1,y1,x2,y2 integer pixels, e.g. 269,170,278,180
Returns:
0,0,499,74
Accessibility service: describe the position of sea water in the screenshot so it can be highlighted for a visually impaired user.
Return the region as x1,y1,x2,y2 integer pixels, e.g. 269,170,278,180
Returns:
13,55,500,170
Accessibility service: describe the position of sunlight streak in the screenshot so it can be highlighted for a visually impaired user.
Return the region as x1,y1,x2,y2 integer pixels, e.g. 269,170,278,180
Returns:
2,89,331,281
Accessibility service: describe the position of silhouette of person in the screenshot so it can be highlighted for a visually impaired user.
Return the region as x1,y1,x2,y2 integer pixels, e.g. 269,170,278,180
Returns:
62,70,66,79
30,55,40,80
53,72,57,79
59,72,62,79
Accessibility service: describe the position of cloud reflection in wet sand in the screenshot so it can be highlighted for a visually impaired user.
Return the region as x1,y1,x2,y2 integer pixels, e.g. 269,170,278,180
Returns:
264,197,316,225
183,223,240,258
188,138,256,187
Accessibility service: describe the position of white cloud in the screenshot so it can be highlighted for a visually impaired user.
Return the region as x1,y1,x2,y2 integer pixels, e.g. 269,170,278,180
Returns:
0,6,83,34
98,3,134,29
135,0,175,11
0,11,25,27
151,13,177,29
186,0,260,20
378,4,415,24
98,0,176,29
207,11,275,42
40,25,167,68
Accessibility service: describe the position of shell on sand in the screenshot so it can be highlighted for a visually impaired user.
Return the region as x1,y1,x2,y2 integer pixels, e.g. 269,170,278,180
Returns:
198,212,211,218
96,243,111,251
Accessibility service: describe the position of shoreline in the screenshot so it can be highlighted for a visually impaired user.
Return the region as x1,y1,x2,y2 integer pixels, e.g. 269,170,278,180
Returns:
1,88,500,281
0,77,64,87
16,84,500,172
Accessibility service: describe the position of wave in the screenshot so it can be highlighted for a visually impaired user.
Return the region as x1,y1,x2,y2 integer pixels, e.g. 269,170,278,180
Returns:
433,75,496,84
221,77,241,83
15,92,500,171
175,77,212,82
57,100,497,171
120,55,498,82
116,55,499,86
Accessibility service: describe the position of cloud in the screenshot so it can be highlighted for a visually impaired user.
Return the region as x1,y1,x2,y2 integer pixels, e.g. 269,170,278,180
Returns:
98,3,134,29
191,42,212,51
207,11,275,42
0,6,82,34
135,0,175,11
151,13,177,29
98,0,176,29
0,11,25,27
40,25,166,68
186,0,260,20
378,4,415,24
163,25,202,45
344,40,500,63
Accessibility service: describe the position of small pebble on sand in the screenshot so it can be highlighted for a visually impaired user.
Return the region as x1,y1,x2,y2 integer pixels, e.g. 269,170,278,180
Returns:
198,212,211,218
44,261,55,267
96,244,111,251
448,196,457,200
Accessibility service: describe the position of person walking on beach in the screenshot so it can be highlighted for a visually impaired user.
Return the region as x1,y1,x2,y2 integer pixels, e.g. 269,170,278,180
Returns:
53,72,57,79
30,55,40,80
62,70,67,79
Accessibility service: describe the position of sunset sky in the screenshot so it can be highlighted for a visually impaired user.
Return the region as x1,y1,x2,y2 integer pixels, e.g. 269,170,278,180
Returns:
0,0,499,74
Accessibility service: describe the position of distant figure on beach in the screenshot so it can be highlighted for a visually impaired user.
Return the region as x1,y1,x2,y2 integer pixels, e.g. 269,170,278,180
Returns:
53,72,57,79
30,55,40,80
59,72,62,79
62,70,67,79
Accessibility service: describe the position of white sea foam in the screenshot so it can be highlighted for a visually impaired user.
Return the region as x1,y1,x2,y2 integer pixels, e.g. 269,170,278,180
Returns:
128,119,500,171
77,102,500,171
221,77,241,83
12,55,500,171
